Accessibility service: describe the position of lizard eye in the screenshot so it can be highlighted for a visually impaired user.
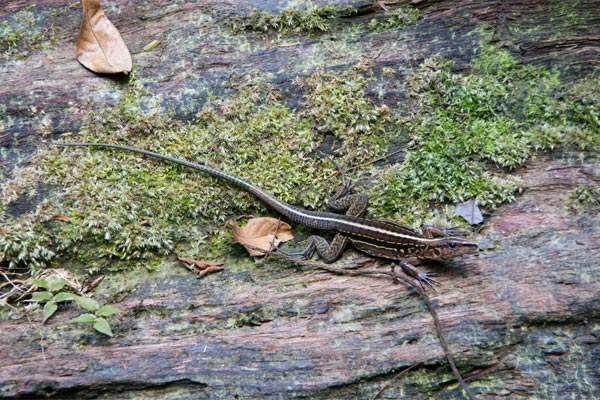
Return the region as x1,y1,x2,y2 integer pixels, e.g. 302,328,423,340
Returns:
448,242,457,249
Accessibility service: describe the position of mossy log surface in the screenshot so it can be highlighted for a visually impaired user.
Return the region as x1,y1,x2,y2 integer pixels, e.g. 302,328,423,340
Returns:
1,0,599,399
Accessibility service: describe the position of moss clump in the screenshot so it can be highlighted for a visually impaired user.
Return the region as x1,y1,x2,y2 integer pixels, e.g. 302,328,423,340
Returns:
228,5,421,39
1,67,391,269
566,185,600,215
525,81,600,154
0,219,56,269
225,306,276,329
2,25,598,273
228,5,356,36
295,65,391,164
368,7,420,32
367,27,599,224
0,6,58,59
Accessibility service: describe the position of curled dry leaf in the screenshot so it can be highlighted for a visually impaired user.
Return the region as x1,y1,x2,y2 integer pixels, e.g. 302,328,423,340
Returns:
81,275,105,294
228,217,294,256
76,0,132,74
177,257,225,279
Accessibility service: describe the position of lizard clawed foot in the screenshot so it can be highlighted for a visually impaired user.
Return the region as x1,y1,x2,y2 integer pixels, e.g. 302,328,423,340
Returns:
416,271,440,292
392,260,442,292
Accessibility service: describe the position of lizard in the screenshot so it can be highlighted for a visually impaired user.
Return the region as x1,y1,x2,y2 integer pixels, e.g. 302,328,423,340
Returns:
42,141,478,288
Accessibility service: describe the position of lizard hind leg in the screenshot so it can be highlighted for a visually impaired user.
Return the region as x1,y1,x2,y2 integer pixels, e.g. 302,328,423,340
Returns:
324,156,369,217
278,233,349,264
278,156,368,263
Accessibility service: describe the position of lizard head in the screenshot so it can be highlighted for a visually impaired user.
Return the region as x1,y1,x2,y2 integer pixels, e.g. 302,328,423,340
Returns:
422,237,479,261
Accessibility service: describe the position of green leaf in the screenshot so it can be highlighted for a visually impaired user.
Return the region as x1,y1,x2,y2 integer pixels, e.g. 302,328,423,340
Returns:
69,313,96,323
93,317,113,337
33,279,49,289
31,291,53,302
47,277,67,293
42,301,58,323
72,295,100,311
96,305,122,317
53,292,74,302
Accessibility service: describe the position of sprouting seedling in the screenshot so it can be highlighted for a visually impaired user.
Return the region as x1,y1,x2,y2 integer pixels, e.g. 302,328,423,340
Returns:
31,277,121,336
68,299,121,337
31,276,71,323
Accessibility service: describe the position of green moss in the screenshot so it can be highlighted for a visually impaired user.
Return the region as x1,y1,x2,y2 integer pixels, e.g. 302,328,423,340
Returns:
225,306,276,329
0,219,56,269
1,66,390,269
368,6,420,32
525,77,600,153
2,25,598,274
296,65,391,170
566,185,600,214
229,4,420,37
0,6,58,59
51,2,79,18
367,27,599,224
228,5,356,36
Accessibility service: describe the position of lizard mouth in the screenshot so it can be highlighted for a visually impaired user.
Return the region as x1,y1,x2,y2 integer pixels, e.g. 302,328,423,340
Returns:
432,240,478,260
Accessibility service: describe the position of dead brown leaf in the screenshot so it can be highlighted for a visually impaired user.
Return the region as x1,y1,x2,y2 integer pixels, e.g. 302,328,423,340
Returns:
81,275,105,293
76,0,132,74
228,217,294,256
177,257,225,279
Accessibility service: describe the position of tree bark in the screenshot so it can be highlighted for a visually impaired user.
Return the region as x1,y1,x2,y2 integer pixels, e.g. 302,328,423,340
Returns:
1,0,599,399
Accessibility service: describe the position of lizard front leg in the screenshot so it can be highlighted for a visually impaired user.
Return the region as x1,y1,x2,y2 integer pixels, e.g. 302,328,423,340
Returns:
395,259,441,291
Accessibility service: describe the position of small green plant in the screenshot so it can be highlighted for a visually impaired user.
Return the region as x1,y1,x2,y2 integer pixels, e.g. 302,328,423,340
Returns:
68,303,122,337
368,7,420,32
566,185,600,214
31,277,72,323
0,6,59,59
228,5,356,35
32,277,121,337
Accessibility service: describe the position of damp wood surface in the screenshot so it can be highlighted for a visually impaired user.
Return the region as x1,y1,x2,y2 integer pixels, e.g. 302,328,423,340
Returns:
1,0,599,399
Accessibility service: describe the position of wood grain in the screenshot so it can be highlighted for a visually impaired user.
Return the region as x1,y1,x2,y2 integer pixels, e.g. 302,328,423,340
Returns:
1,0,599,398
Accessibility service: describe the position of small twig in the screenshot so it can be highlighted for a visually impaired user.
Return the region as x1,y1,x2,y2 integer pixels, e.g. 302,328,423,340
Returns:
372,360,423,400
0,270,26,302
246,246,476,399
545,165,580,171
277,41,301,48
81,275,105,294
414,279,476,400
363,49,384,60
0,270,23,293
34,315,47,361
